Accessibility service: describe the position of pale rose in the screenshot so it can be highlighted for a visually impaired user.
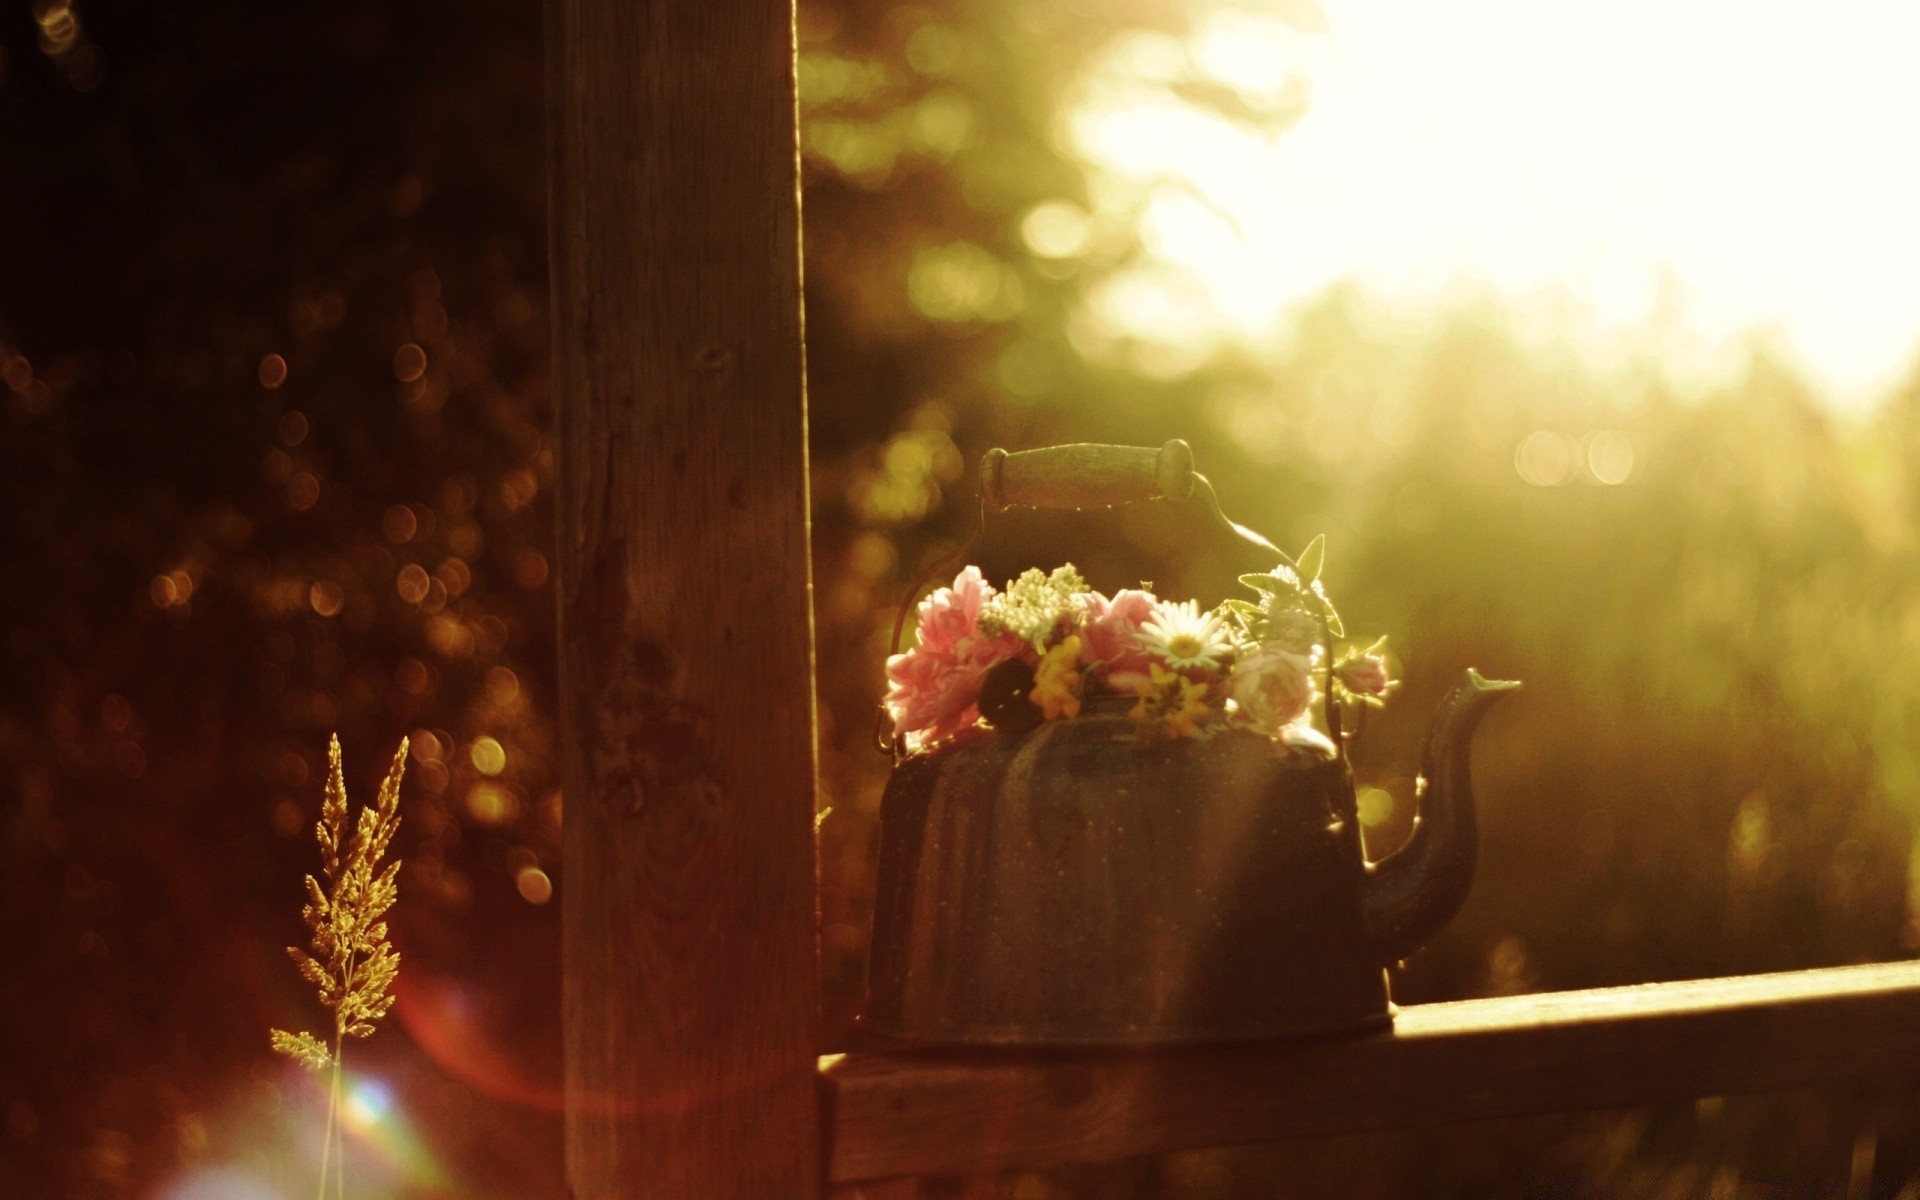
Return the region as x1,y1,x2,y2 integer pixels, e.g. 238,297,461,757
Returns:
1229,644,1316,735
1336,653,1392,697
1264,608,1320,654
1079,588,1157,686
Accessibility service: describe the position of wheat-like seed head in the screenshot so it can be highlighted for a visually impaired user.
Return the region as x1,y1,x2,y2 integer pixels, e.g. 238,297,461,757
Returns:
272,733,408,1070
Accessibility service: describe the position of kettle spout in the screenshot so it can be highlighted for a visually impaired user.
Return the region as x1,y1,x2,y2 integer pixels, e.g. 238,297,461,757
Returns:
1362,668,1520,966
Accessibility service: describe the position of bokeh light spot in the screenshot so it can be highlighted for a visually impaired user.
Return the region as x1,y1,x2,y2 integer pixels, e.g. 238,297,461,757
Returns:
101,693,132,731
395,657,429,695
513,548,549,590
257,353,288,389
904,23,960,76
2,354,32,392
464,783,517,825
435,557,471,598
1021,201,1093,259
514,866,553,905
908,90,975,158
1587,430,1636,485
396,563,430,604
149,574,179,608
308,580,345,617
484,666,520,705
908,241,1025,323
409,729,446,762
1515,430,1577,486
426,614,475,658
287,472,320,511
392,343,428,383
270,798,302,838
469,736,506,776
383,503,419,543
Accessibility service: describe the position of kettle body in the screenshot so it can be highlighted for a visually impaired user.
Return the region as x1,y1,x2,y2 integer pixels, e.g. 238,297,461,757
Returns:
864,670,1516,1045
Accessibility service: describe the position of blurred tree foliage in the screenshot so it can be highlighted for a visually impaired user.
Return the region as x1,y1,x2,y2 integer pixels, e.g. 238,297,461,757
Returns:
4,0,1920,1197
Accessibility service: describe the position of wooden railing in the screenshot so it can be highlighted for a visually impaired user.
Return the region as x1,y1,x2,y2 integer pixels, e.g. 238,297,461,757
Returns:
823,962,1920,1195
545,0,1920,1196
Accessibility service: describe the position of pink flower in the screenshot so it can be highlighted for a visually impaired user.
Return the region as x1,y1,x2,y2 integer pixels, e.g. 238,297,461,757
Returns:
1080,588,1157,689
1336,653,1393,698
1229,644,1316,735
911,565,993,656
885,568,1022,750
882,641,995,749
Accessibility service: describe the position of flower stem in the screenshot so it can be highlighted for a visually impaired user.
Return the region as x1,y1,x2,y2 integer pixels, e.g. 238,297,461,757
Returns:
1319,614,1344,761
317,1049,338,1200
333,1041,347,1200
329,944,357,1200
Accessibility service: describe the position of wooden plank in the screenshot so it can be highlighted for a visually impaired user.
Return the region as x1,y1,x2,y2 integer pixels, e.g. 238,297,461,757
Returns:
824,961,1920,1183
548,0,819,1194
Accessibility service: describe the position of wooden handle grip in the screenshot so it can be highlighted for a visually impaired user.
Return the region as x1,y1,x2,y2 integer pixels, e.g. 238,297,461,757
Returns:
981,440,1195,511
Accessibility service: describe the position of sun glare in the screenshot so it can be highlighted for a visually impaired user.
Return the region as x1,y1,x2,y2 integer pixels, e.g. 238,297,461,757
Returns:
1068,0,1920,407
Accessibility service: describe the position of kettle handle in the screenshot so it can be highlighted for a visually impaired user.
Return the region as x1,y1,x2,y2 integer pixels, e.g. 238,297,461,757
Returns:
982,440,1288,580
982,441,1196,511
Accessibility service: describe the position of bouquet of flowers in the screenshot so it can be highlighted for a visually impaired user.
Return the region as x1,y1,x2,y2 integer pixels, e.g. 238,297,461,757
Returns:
884,537,1396,755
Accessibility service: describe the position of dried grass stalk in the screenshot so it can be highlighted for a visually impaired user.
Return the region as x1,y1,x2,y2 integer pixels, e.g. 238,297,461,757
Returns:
270,733,407,1199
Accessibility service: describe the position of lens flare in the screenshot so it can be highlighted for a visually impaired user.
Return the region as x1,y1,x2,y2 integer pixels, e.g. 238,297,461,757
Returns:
343,1078,393,1129
332,1071,455,1192
394,972,566,1112
162,1168,285,1200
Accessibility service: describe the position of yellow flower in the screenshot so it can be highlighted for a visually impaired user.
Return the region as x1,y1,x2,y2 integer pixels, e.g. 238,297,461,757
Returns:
1030,635,1083,720
1130,663,1211,740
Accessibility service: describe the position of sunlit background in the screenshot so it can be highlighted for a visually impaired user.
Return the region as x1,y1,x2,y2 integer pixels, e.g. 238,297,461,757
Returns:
1066,0,1920,407
7,0,1920,1196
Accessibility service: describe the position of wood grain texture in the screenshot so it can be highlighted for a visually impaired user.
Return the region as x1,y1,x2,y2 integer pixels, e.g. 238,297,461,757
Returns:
827,1176,1001,1200
548,0,819,1195
827,1180,926,1200
824,961,1920,1183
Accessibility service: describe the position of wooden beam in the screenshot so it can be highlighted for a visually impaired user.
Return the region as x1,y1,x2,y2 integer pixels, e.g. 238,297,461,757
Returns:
549,0,818,1195
824,961,1920,1185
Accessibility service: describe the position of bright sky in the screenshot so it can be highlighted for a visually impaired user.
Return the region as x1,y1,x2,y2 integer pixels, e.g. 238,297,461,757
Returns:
1067,0,1920,410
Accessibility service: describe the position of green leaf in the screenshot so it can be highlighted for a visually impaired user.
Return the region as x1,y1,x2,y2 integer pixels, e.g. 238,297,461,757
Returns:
1237,572,1301,598
1297,534,1326,583
1219,598,1263,619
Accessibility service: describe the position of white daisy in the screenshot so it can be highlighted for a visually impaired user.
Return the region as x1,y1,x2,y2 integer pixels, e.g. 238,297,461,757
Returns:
1139,599,1234,671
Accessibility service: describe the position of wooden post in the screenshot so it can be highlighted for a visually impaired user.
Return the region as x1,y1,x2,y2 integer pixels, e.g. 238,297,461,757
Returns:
548,0,819,1196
